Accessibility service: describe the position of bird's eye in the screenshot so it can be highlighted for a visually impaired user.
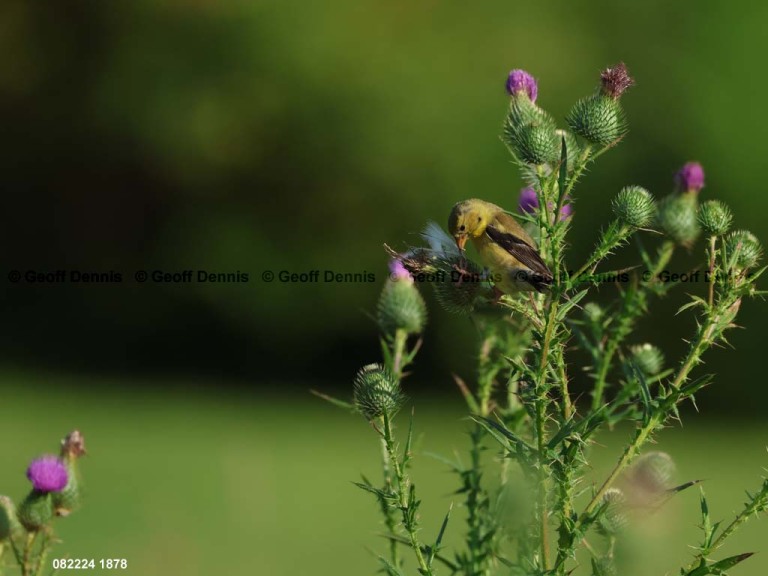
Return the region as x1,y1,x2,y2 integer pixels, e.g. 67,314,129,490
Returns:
477,216,482,222
459,225,466,231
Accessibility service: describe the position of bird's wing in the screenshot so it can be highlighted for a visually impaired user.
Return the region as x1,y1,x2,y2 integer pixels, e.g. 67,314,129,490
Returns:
420,221,460,258
484,224,553,279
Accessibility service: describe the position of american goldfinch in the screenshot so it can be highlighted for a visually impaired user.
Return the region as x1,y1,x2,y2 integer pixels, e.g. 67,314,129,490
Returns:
448,199,553,293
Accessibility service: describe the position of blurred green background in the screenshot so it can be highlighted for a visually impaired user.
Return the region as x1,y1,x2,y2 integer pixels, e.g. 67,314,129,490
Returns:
1,0,767,574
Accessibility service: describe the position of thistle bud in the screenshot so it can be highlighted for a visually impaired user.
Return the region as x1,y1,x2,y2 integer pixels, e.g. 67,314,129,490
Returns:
612,186,656,229
506,96,547,132
631,451,675,493
582,302,603,323
698,200,732,236
629,343,664,376
675,161,705,193
504,121,560,165
378,262,427,336
566,94,627,147
432,256,490,315
592,558,618,576
598,487,628,536
656,192,700,248
0,496,20,540
567,63,632,147
725,230,763,269
53,430,86,516
353,364,403,420
18,491,54,532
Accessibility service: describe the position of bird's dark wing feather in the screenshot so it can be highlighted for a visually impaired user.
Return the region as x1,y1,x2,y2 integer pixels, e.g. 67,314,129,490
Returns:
485,225,553,286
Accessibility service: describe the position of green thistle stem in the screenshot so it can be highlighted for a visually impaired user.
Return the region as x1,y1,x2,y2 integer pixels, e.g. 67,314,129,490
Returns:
590,283,642,412
21,531,37,576
379,327,410,571
465,424,491,576
583,295,730,522
683,479,768,572
582,415,658,520
391,328,408,378
33,531,53,576
381,413,431,575
707,235,717,309
535,397,550,570
379,435,400,571
569,221,631,287
591,241,675,411
561,145,593,205
556,347,572,421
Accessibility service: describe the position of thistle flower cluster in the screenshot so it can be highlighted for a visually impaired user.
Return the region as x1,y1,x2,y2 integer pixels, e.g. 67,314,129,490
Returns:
319,64,767,576
0,431,86,574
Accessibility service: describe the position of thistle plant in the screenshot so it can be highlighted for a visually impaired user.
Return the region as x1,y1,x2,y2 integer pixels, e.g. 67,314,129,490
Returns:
318,63,767,575
0,431,86,576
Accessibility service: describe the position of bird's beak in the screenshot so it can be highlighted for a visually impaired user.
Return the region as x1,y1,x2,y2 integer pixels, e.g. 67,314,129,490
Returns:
456,235,467,251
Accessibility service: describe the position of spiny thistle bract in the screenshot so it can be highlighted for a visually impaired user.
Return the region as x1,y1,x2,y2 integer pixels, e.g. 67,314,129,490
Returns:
504,120,560,165
698,200,733,237
326,64,768,576
567,94,628,146
18,491,55,532
725,230,763,269
353,364,402,420
506,95,548,131
612,186,656,229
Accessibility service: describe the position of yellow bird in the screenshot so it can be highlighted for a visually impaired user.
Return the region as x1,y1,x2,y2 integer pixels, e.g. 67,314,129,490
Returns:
448,199,553,293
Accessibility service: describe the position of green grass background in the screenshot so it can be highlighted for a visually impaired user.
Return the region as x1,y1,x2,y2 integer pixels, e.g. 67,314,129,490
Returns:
2,372,765,575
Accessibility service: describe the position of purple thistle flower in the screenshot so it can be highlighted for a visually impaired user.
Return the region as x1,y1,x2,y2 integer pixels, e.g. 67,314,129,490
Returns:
518,187,572,221
388,258,412,282
675,161,705,193
600,62,634,99
506,69,538,102
518,187,539,214
26,456,68,493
